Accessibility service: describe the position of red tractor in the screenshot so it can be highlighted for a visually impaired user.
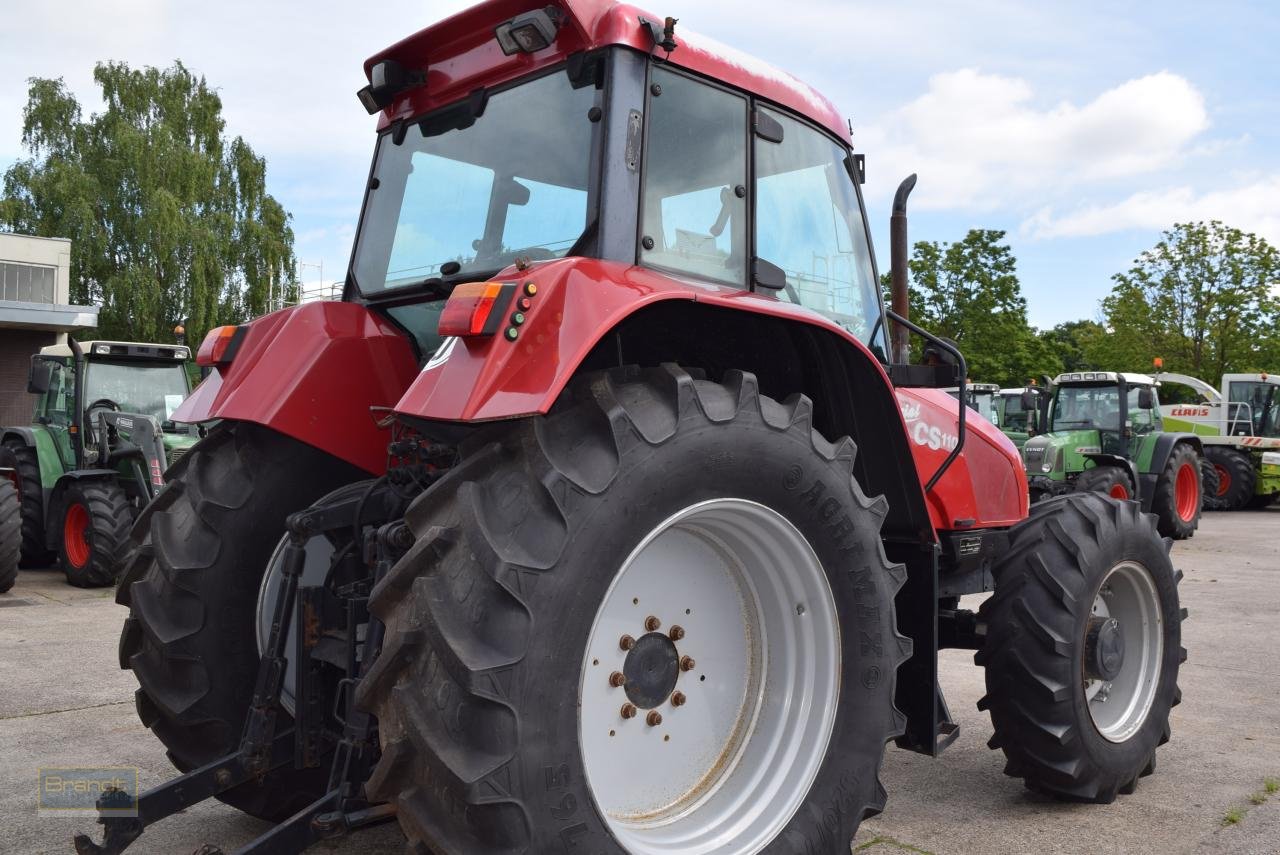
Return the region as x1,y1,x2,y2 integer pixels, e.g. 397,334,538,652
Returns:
81,3,1184,853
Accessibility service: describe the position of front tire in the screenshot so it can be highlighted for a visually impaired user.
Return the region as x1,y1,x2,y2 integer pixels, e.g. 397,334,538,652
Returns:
977,492,1183,803
116,421,364,820
1205,446,1255,511
1074,465,1134,500
356,365,911,854
59,480,132,587
0,479,19,593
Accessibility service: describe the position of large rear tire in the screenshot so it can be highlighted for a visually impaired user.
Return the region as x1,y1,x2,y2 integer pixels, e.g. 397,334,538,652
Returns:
1205,446,1255,511
0,440,56,566
356,365,911,854
977,492,1183,803
58,479,132,588
0,479,19,593
1199,457,1222,511
116,421,365,820
1151,442,1201,539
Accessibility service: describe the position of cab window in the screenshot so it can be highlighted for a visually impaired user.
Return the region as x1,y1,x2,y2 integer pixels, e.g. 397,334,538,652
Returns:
640,67,747,285
1128,386,1159,433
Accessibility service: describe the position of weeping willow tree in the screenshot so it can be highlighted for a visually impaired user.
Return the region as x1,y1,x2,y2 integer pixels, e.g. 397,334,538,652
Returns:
0,61,296,346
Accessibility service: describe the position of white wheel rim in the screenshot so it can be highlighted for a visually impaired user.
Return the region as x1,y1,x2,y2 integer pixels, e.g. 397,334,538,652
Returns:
578,499,840,855
1085,560,1163,742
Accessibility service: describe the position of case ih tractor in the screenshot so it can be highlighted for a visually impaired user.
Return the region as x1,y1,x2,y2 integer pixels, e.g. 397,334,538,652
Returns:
81,3,1185,853
1155,371,1280,510
0,339,196,586
1022,371,1204,539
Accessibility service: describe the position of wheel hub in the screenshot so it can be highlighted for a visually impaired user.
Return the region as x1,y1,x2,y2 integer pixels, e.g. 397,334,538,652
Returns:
1084,616,1124,681
622,631,681,709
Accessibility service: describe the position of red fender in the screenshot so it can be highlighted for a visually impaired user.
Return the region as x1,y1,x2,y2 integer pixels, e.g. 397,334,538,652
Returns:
173,302,419,474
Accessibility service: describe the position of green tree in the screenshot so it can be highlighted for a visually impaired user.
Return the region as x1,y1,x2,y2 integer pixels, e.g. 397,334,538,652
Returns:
1038,320,1107,373
885,229,1060,387
1094,221,1279,377
0,61,296,346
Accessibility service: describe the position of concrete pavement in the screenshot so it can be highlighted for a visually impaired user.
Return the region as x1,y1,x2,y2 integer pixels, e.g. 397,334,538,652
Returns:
1,508,1276,854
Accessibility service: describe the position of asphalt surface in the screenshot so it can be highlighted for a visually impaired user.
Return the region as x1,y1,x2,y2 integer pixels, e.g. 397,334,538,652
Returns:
1,508,1276,855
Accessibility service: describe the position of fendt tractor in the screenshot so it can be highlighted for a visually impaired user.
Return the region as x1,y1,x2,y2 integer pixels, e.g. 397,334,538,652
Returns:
1156,371,1280,510
1022,371,1204,538
997,384,1048,449
77,3,1187,854
0,339,196,586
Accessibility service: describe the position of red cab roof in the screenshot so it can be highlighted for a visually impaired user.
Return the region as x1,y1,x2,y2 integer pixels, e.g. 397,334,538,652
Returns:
365,0,847,141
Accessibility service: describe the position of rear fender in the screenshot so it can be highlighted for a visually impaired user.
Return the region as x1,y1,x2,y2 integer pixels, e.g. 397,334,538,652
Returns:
172,302,419,475
1135,434,1202,512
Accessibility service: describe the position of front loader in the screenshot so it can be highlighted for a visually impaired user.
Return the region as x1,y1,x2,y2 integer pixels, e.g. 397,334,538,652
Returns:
0,339,196,586
83,3,1186,853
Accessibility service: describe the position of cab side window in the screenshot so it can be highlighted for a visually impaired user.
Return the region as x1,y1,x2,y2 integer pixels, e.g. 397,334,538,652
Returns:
640,67,747,285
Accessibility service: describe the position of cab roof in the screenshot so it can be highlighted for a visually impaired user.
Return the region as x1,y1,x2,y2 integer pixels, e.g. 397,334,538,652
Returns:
40,340,191,361
365,0,848,141
1054,371,1156,387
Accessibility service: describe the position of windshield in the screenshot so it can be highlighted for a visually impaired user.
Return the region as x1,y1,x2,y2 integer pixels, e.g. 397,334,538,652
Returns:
351,68,600,294
85,360,190,424
1052,385,1120,432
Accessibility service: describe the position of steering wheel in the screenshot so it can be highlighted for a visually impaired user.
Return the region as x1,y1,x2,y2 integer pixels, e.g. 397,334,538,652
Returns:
84,398,121,445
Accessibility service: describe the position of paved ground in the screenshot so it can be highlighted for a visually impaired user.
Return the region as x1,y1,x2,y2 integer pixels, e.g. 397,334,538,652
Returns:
1,508,1276,854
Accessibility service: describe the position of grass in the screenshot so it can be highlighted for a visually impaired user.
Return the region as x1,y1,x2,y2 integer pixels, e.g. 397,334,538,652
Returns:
1222,807,1246,827
1265,778,1280,795
1249,792,1267,806
1221,775,1280,828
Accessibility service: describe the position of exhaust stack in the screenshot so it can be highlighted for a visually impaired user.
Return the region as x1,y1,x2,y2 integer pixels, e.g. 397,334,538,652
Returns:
889,174,917,364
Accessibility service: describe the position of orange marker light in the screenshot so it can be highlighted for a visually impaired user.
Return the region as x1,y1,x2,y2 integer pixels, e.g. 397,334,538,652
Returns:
438,282,516,337
196,325,246,367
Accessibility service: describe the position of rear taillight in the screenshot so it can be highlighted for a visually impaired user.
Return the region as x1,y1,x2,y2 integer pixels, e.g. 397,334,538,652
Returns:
438,282,516,337
196,325,247,367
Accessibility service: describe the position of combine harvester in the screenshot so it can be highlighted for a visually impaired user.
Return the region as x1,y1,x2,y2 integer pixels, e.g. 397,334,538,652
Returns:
75,3,1187,853
1156,370,1280,510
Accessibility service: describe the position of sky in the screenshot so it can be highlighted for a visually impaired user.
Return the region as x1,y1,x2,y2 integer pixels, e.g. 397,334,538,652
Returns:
1,0,1277,328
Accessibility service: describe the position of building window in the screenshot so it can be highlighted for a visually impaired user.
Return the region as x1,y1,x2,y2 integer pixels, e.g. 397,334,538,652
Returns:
0,261,57,304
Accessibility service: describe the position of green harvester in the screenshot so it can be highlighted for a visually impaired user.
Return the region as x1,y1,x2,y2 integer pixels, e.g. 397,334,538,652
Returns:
1022,371,1205,539
0,339,198,586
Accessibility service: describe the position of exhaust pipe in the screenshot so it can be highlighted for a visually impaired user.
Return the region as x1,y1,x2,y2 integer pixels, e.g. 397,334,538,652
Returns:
889,174,917,364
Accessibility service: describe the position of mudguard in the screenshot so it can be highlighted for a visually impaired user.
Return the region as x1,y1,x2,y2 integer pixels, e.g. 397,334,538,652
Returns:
396,257,1025,532
172,302,419,475
1136,433,1202,512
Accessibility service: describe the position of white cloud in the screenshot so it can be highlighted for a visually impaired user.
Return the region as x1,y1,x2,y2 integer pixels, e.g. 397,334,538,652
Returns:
860,69,1209,210
1022,177,1280,245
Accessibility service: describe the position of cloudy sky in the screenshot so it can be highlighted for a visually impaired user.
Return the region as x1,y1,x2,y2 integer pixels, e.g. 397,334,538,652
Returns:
1,0,1275,327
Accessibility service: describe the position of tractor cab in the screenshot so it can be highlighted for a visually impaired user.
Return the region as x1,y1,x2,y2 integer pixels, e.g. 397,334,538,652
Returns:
944,382,1000,426
1223,374,1280,438
997,385,1048,449
30,340,198,469
1023,371,1164,499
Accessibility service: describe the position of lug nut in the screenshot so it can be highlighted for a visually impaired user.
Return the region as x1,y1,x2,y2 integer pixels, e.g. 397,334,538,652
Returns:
680,655,696,672
621,703,637,719
645,615,661,632
669,625,685,641
671,691,686,707
609,671,626,688
646,711,663,727
619,634,635,651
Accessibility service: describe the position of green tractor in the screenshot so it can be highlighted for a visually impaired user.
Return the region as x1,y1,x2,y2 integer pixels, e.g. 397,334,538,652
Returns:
996,385,1049,449
0,339,197,586
1023,371,1205,538
1155,371,1280,510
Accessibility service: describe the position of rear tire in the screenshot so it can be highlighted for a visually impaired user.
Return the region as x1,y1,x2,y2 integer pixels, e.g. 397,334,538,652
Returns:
0,440,56,566
1199,457,1222,511
58,480,132,588
1204,446,1255,511
977,492,1183,803
1151,443,1200,539
116,421,365,820
0,480,19,593
1074,465,1133,500
357,365,911,854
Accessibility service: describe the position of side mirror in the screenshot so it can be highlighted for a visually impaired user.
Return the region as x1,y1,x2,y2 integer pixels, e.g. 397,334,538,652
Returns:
27,359,53,395
1138,388,1154,410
